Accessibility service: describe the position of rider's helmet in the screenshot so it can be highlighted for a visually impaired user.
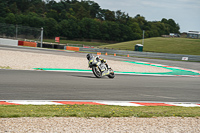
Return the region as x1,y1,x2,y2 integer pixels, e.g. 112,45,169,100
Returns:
101,59,107,63
86,53,92,60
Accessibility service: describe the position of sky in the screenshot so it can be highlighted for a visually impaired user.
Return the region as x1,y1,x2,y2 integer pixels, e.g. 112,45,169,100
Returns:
56,0,200,32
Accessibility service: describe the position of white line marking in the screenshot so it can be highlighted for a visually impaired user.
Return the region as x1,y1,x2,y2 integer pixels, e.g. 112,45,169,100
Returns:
8,101,62,105
156,96,177,99
97,101,144,106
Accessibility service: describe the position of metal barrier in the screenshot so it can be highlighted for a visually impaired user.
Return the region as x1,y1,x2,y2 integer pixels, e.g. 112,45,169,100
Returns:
79,47,200,61
1,37,198,61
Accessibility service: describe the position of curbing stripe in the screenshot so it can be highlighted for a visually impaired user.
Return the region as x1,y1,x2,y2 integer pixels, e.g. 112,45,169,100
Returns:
131,102,175,106
95,101,144,106
1,101,62,105
54,101,105,105
169,103,200,107
0,101,200,107
0,101,20,105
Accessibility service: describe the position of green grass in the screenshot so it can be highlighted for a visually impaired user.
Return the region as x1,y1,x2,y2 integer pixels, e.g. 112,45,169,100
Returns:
36,37,200,55
0,105,200,118
0,66,12,69
98,37,200,55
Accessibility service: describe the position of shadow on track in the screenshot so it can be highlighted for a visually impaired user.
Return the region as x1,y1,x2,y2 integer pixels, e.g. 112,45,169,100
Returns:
70,75,108,79
70,75,96,78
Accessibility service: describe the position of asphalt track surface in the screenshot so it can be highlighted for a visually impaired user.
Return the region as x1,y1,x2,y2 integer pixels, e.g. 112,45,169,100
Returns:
0,45,200,102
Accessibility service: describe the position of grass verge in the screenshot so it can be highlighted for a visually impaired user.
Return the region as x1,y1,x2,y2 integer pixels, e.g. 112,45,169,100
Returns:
38,37,200,56
0,105,200,118
0,66,12,69
98,37,200,55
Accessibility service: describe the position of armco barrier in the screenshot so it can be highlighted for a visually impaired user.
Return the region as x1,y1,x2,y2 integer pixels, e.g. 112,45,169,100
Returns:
79,47,200,61
0,38,18,46
1,38,199,61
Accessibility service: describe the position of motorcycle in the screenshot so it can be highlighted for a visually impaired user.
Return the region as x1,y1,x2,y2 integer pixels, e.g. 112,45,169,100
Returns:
87,54,115,78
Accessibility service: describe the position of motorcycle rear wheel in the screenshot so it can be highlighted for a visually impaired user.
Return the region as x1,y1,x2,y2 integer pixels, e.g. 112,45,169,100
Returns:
92,66,102,78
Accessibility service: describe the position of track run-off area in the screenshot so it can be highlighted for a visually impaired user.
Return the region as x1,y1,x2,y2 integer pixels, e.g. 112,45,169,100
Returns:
33,61,200,77
0,45,200,106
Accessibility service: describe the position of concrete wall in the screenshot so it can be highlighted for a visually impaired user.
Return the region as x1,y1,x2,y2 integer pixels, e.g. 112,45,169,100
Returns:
0,38,18,46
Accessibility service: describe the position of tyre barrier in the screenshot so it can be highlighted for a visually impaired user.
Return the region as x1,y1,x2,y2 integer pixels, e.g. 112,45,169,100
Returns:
37,43,66,49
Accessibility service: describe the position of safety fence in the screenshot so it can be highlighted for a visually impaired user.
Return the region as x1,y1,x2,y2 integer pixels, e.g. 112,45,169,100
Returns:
0,23,41,40
1,38,199,61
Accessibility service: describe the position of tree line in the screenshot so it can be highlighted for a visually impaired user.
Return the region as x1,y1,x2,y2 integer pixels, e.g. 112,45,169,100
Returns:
0,0,180,42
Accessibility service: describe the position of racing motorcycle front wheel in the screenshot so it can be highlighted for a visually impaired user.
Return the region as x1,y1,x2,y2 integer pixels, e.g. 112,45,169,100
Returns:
92,66,102,78
108,69,115,79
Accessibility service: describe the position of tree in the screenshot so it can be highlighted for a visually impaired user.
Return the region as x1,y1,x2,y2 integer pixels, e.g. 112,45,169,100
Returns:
161,18,168,24
107,21,120,41
161,18,180,33
0,0,181,42
91,19,101,39
115,10,129,24
14,0,31,13
128,22,142,39
155,22,167,35
100,21,110,41
79,18,100,39
44,18,58,38
135,15,148,30
75,6,90,20
29,16,44,28
0,17,5,23
59,19,79,39
46,9,59,20
88,1,100,18
103,9,115,21
0,0,8,17
168,19,176,28
31,0,46,14
9,2,18,14
66,8,76,19
119,24,133,41
5,13,16,24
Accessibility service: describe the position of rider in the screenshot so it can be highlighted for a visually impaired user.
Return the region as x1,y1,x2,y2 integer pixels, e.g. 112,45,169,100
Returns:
86,53,110,69
86,53,93,61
